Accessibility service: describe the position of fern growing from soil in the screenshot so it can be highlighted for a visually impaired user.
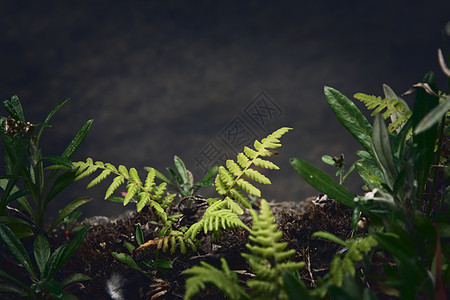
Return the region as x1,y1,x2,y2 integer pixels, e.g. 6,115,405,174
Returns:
184,199,305,300
353,92,412,134
71,127,292,255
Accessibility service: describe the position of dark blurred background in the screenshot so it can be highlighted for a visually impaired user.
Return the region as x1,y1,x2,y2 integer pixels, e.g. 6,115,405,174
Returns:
1,1,449,218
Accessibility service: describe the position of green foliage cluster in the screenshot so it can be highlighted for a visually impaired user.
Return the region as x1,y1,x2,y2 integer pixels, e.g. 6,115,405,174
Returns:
70,127,291,274
0,96,92,298
184,199,305,300
290,61,449,298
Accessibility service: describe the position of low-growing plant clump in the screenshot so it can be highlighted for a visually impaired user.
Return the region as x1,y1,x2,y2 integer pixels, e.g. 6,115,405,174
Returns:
0,38,449,299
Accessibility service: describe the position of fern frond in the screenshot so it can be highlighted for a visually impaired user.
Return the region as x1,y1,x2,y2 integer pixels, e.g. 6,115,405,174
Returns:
242,199,304,300
86,168,112,189
213,127,291,212
354,93,412,133
73,159,176,224
244,169,271,184
184,199,249,240
105,175,125,199
184,258,249,300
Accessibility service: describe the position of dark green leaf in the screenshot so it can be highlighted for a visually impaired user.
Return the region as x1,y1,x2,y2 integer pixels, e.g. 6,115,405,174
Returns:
60,273,91,288
0,224,37,279
41,156,73,169
202,164,219,181
283,271,312,300
111,252,144,273
174,155,189,184
43,245,67,280
106,196,124,202
0,282,26,295
42,279,63,298
167,167,182,187
49,197,92,231
36,98,69,143
136,224,144,246
0,269,30,292
290,158,355,208
34,234,50,277
45,171,77,207
44,226,89,280
372,114,397,190
393,117,413,161
151,259,173,270
61,119,93,159
356,150,375,162
3,95,25,122
324,87,373,155
414,96,449,135
412,72,439,199
351,206,362,230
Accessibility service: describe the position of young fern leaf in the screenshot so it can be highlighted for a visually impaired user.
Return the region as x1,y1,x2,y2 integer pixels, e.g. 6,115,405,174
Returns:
215,127,292,208
72,159,175,218
184,199,250,241
184,258,249,300
242,199,305,300
353,93,412,133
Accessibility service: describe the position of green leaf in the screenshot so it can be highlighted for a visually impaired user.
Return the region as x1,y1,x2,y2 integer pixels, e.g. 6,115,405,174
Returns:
0,224,37,279
321,155,335,166
371,114,397,190
45,171,77,207
41,156,73,169
313,231,348,247
3,95,25,122
412,72,439,199
0,269,30,294
324,86,373,156
174,155,189,184
34,234,51,277
61,119,93,159
60,273,91,288
136,225,144,246
42,279,63,298
36,98,69,142
283,272,312,300
44,226,90,280
290,158,355,208
111,252,145,273
414,96,450,135
49,197,92,232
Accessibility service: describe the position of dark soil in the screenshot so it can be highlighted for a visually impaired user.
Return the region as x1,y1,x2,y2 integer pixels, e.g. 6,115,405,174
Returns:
1,197,360,299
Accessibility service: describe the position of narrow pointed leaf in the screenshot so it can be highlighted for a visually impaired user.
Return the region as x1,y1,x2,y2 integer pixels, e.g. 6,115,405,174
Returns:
0,224,37,279
290,158,355,208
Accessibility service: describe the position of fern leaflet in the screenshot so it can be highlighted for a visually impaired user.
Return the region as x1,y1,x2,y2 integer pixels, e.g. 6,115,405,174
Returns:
242,199,305,300
184,258,249,300
215,127,291,209
353,93,412,133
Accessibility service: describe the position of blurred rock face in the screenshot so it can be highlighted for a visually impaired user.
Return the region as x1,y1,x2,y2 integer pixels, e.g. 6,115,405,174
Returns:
0,1,449,217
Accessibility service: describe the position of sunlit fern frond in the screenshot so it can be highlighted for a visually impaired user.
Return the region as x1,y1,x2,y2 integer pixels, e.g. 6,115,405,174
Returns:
242,199,305,300
184,199,250,241
353,93,412,134
214,127,292,209
72,160,176,220
183,258,249,300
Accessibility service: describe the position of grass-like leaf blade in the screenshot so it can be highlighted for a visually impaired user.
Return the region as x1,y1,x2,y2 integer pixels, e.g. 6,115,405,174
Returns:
371,114,397,190
49,197,92,231
0,224,37,280
61,119,93,159
290,158,355,208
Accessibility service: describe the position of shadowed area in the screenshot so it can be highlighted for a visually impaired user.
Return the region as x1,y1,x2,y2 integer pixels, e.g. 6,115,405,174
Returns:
0,0,449,218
